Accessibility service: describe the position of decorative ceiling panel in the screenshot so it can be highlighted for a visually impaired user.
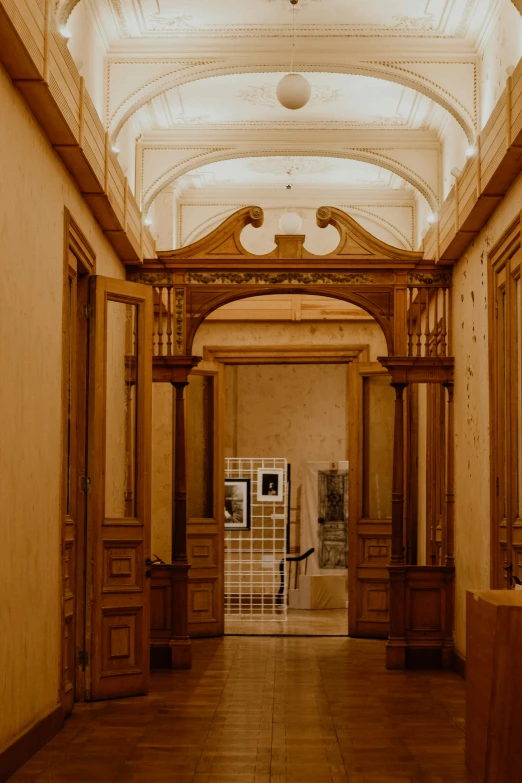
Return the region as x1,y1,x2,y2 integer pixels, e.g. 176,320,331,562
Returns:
107,0,483,39
135,72,436,133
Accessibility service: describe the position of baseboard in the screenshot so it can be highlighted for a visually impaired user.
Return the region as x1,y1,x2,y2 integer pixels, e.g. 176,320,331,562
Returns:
0,706,63,783
451,649,466,679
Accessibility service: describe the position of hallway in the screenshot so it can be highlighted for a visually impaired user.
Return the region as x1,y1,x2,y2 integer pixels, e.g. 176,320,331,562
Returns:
10,638,469,783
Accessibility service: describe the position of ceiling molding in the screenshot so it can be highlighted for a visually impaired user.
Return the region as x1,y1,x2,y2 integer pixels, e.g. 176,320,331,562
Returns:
139,146,439,213
106,57,477,143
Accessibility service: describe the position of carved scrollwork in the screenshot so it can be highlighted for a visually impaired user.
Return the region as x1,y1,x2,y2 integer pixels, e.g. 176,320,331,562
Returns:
128,271,174,285
174,288,185,354
408,272,450,286
186,271,373,285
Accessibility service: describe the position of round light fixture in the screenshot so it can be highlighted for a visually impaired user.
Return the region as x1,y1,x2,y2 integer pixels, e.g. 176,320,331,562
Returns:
427,214,437,225
276,73,311,110
465,145,477,158
276,0,311,111
278,211,303,234
144,217,153,227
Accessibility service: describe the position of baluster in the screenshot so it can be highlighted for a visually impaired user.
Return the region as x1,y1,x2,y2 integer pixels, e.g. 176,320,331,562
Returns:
157,286,164,356
166,286,173,356
441,288,447,356
407,287,413,357
416,288,422,357
433,288,440,356
423,288,430,357
152,287,158,356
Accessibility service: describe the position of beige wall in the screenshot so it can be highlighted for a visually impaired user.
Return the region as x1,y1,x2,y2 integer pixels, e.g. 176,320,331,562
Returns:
0,63,124,753
226,363,348,546
452,170,522,656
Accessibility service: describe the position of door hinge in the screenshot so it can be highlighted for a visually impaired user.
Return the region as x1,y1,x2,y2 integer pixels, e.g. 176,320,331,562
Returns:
78,650,89,669
81,476,92,493
82,303,93,319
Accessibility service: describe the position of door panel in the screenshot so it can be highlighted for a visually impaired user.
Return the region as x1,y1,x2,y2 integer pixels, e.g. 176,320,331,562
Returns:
62,254,78,716
491,238,522,588
86,276,152,700
349,363,392,638
186,363,224,637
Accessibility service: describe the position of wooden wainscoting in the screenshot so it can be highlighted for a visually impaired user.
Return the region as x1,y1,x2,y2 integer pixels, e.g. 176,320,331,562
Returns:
388,564,455,669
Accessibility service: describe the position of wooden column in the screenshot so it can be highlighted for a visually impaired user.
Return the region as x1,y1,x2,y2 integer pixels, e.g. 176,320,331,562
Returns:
391,382,407,564
386,381,408,669
150,356,200,671
443,382,455,568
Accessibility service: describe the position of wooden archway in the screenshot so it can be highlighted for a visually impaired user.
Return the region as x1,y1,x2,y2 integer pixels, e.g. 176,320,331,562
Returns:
128,206,455,670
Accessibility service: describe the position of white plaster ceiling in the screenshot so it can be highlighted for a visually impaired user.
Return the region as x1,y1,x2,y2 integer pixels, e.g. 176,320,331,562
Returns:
102,0,492,41
136,72,439,132
175,156,411,192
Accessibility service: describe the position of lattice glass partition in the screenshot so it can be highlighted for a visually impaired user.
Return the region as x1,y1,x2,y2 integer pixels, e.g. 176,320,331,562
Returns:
225,458,288,621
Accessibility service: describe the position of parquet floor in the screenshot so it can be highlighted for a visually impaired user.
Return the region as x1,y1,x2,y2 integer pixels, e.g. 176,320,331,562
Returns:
9,637,470,783
225,609,348,636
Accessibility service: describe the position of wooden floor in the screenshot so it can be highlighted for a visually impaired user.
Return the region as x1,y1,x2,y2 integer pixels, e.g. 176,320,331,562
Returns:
9,637,470,783
225,609,348,636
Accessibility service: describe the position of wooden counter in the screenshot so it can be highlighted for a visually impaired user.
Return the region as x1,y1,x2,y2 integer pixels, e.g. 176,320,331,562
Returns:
466,589,522,782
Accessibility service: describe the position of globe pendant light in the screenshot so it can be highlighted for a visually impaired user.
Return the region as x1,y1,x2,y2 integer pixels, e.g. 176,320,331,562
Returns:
279,210,303,234
276,0,311,110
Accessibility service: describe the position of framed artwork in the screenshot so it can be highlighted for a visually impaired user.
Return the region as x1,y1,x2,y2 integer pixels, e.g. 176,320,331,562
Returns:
224,478,251,530
257,468,284,502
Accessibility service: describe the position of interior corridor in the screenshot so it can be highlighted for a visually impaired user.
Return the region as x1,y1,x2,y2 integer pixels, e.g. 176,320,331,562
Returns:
9,637,468,783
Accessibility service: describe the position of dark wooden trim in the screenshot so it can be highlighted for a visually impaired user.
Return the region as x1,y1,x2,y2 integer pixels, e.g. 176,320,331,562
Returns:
0,706,63,783
452,649,466,679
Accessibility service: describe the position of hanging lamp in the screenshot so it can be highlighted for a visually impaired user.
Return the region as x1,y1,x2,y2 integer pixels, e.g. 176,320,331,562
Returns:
276,0,311,110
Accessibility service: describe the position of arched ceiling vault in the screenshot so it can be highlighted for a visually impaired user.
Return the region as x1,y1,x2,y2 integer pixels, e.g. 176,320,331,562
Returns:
108,60,476,144
140,149,438,213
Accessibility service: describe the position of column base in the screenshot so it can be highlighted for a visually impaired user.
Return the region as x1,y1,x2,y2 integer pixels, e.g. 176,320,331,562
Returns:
386,640,407,670
150,562,192,670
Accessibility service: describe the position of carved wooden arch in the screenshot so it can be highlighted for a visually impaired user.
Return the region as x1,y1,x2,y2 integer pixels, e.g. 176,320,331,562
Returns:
127,205,450,362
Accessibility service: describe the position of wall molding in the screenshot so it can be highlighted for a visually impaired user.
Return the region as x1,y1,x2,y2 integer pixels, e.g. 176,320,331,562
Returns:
0,706,63,783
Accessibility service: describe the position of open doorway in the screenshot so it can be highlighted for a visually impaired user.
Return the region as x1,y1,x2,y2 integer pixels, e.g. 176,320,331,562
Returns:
173,292,394,637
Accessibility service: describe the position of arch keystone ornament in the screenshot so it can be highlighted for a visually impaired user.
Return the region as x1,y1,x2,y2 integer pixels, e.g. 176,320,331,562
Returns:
127,206,456,670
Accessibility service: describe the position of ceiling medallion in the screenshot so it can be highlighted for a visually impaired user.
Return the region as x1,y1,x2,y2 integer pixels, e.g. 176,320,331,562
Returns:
247,157,334,176
238,83,341,109
276,0,311,110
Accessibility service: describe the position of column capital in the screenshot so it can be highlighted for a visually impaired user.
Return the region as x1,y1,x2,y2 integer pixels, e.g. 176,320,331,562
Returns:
153,355,202,383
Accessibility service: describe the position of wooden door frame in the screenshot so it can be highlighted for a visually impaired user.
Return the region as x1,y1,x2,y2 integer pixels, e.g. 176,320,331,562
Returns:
201,343,371,634
488,213,522,588
60,210,95,712
348,360,392,637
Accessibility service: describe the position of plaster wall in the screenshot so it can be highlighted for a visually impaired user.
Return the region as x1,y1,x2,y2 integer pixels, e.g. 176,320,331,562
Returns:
478,0,522,128
0,63,124,754
227,364,348,548
67,0,107,118
192,320,387,361
452,169,522,656
440,114,468,201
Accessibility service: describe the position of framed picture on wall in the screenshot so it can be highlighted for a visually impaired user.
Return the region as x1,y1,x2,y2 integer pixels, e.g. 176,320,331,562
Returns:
257,468,284,502
224,479,251,530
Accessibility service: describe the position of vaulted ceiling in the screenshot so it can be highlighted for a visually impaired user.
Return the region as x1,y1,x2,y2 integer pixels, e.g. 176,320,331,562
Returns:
61,0,521,249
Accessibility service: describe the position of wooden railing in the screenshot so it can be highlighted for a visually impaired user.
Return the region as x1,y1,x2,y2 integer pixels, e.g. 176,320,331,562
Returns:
0,0,156,264
407,283,450,358
424,57,522,262
152,286,178,357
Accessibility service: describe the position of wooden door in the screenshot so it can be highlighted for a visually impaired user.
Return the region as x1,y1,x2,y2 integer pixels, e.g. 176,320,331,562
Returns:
185,362,224,637
61,221,93,714
85,276,152,700
348,361,393,637
490,226,522,588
